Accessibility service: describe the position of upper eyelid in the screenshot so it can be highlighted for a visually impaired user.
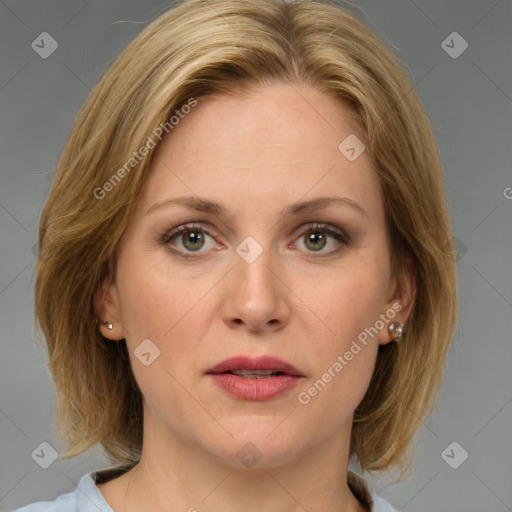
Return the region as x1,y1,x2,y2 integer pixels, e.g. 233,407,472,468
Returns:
294,222,346,236
169,222,219,238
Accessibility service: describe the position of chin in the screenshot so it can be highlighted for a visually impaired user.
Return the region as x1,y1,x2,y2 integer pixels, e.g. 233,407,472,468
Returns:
199,417,309,470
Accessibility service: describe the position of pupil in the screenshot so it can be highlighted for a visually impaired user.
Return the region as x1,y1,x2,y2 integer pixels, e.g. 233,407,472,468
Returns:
306,232,326,251
183,231,204,250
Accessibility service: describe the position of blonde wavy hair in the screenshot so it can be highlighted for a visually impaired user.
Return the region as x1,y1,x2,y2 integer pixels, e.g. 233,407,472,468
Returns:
34,0,457,476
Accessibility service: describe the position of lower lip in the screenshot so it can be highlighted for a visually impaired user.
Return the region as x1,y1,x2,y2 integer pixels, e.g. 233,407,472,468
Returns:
208,374,302,401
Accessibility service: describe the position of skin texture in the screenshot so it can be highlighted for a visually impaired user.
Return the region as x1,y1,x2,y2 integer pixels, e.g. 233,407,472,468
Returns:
95,83,415,512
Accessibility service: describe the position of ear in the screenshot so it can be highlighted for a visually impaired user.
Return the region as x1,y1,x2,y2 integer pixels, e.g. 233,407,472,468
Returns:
93,277,125,341
378,261,416,346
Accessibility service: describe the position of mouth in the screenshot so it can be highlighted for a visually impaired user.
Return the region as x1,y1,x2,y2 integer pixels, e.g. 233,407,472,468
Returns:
206,356,304,401
224,369,288,379
207,355,304,377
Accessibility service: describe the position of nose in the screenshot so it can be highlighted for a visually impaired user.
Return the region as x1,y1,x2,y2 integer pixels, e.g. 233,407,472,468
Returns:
221,245,290,333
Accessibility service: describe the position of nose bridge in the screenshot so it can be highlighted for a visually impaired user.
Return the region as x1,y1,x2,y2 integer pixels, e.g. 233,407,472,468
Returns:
222,235,289,331
233,236,277,301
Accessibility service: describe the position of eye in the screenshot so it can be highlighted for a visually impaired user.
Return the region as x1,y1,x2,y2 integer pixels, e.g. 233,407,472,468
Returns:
162,223,220,258
293,223,349,254
161,221,349,259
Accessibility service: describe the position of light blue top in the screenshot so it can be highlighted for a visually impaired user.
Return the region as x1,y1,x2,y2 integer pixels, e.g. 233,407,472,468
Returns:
11,466,398,512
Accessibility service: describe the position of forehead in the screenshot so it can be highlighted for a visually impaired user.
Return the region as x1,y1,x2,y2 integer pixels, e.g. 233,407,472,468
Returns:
138,83,381,219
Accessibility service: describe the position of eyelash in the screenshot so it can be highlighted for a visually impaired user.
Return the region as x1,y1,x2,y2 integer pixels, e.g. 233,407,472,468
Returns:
160,222,350,260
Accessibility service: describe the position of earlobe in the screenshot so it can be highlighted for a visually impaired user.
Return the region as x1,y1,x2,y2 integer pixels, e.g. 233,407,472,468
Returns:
387,321,406,342
377,312,407,345
101,320,114,330
378,263,416,345
93,279,125,341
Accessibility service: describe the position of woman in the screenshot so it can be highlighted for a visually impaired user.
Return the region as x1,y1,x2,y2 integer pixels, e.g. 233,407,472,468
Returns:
16,0,457,510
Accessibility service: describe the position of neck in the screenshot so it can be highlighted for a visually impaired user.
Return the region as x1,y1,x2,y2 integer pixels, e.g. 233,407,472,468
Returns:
119,414,366,512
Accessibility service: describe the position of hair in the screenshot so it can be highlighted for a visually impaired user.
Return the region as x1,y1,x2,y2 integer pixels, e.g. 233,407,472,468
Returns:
34,0,457,477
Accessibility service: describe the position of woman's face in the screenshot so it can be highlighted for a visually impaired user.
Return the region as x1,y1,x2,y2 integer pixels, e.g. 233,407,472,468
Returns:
98,83,411,468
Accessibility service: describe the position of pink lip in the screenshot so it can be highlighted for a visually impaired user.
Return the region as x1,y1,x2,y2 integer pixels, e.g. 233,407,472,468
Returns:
207,356,303,376
206,356,304,401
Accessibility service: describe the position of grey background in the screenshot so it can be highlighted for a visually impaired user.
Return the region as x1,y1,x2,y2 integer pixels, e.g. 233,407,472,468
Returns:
1,0,511,511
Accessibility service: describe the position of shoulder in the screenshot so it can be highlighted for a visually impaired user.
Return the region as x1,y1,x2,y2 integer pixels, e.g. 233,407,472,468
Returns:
10,488,78,512
10,470,114,512
347,470,399,512
372,495,400,512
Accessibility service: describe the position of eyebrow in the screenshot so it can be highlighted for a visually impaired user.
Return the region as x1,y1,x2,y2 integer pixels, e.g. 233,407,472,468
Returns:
145,195,367,218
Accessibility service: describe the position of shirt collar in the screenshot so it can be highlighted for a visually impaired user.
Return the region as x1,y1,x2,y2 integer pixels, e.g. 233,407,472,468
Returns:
85,466,394,512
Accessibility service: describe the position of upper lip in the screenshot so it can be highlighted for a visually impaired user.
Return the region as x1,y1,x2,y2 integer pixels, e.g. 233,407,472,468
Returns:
207,356,304,377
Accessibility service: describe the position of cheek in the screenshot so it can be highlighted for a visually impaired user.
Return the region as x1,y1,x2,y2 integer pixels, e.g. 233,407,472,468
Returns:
295,256,387,409
116,251,221,369
114,255,212,416
310,257,388,344
116,249,192,337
